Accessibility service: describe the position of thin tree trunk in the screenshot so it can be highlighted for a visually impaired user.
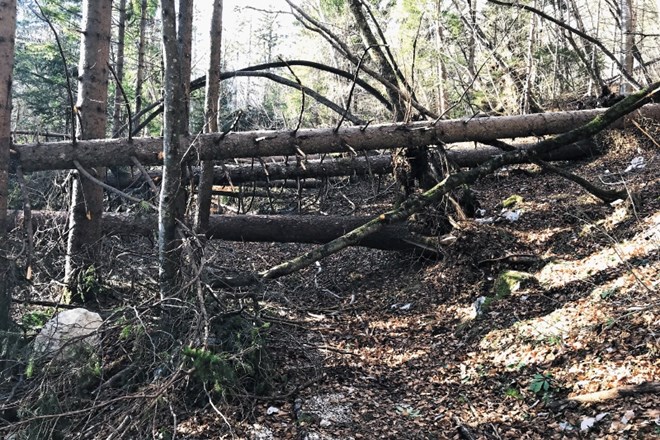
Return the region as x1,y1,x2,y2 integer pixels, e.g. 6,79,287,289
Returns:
348,0,404,120
0,0,17,344
110,0,129,184
196,0,223,232
135,0,149,119
64,0,112,301
348,0,431,198
434,1,448,115
522,0,537,114
112,0,127,134
177,0,193,134
159,0,186,297
620,0,635,93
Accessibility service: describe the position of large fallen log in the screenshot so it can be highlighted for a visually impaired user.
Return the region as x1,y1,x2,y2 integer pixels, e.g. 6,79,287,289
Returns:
106,140,595,189
199,140,596,185
11,105,659,172
7,210,434,253
206,154,393,184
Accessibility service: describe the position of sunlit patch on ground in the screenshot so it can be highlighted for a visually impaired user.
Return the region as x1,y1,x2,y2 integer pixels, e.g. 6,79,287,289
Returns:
538,211,659,289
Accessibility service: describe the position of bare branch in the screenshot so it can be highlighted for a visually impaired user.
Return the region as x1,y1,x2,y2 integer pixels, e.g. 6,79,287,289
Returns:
488,0,641,88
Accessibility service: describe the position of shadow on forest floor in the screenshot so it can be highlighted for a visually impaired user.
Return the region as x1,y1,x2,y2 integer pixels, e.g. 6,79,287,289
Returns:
2,127,658,439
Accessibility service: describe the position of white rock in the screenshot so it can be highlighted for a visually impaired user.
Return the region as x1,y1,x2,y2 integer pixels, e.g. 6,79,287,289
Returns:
33,308,102,360
249,424,273,440
624,156,645,172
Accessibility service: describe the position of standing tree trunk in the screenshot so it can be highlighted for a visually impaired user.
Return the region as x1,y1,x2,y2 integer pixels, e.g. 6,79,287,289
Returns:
110,0,129,183
159,0,186,297
348,0,404,120
177,0,193,135
348,0,445,196
111,0,127,134
175,0,193,220
0,0,17,350
135,0,149,120
620,0,635,93
195,0,223,231
522,0,537,114
64,0,112,301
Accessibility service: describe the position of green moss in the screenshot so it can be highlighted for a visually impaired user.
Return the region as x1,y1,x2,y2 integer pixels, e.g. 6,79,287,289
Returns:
493,270,536,298
502,195,524,208
481,296,494,310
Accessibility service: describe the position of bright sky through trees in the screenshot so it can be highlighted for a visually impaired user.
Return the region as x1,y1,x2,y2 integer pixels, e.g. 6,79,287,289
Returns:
194,0,296,76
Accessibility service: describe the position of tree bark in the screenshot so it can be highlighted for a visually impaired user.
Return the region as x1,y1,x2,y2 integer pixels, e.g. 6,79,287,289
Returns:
201,141,593,184
176,0,193,134
102,141,593,191
11,104,660,172
64,0,112,300
201,154,393,185
110,0,130,186
196,0,223,232
620,0,635,93
159,0,186,297
217,82,660,287
111,0,127,135
0,0,17,343
8,210,434,253
135,0,149,119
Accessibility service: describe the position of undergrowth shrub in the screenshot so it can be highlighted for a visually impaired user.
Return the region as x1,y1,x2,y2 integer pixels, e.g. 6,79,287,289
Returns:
184,315,273,397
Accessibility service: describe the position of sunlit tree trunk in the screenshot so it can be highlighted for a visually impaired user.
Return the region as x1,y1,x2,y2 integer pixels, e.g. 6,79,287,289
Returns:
620,0,635,93
522,0,537,114
0,0,17,343
64,0,112,301
434,1,448,115
196,0,223,231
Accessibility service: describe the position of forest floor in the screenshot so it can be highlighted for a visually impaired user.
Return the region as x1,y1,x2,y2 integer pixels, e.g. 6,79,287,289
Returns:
3,124,659,439
181,126,659,439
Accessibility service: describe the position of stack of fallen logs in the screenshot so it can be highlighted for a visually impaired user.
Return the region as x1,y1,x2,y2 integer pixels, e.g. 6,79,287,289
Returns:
8,104,659,252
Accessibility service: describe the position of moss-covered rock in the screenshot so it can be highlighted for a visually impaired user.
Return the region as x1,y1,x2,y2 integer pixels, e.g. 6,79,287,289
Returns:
493,270,537,298
501,195,524,208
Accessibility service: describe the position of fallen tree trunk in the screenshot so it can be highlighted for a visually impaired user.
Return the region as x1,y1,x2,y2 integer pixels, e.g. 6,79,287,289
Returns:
205,154,393,184
106,140,594,189
6,210,434,253
199,140,596,185
11,105,659,172
214,82,660,286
